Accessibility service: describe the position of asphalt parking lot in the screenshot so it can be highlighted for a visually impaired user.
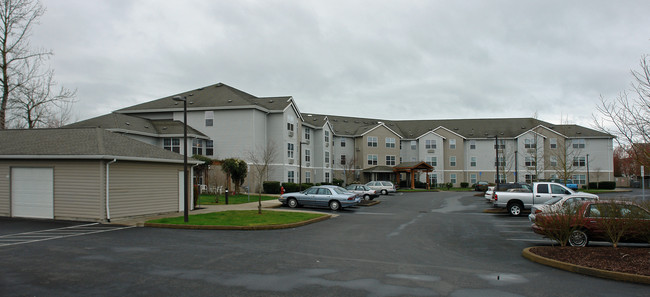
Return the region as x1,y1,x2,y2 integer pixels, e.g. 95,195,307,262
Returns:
1,191,648,297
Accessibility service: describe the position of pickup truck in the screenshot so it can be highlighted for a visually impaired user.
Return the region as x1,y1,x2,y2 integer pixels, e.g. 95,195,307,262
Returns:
492,182,598,216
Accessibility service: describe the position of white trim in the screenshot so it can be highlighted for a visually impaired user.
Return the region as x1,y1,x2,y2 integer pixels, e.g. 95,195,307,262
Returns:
0,155,203,165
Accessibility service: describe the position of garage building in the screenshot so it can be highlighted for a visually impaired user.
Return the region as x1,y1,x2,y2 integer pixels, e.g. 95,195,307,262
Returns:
0,128,200,222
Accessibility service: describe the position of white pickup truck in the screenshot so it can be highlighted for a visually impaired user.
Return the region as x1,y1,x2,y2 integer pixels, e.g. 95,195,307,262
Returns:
492,182,598,216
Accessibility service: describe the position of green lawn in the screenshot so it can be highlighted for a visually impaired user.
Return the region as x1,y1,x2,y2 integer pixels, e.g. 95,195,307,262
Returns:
198,194,278,205
146,210,325,226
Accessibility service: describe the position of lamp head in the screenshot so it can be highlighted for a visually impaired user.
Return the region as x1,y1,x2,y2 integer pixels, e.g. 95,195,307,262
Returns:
172,96,185,102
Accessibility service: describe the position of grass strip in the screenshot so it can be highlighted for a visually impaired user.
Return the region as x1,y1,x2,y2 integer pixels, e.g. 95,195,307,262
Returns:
146,210,325,226
198,194,277,205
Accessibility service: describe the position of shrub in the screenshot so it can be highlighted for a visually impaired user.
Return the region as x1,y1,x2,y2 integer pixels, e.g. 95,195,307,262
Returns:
588,182,599,189
332,178,344,187
534,203,582,246
282,182,299,193
414,181,427,188
598,201,637,247
460,182,469,188
597,181,616,190
263,181,281,194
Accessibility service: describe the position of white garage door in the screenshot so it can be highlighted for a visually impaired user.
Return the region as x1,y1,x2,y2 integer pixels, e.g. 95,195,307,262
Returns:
11,168,54,219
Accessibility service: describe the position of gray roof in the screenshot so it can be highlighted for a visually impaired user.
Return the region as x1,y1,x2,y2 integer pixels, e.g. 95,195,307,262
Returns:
303,113,612,139
0,128,201,164
65,113,207,138
116,82,293,113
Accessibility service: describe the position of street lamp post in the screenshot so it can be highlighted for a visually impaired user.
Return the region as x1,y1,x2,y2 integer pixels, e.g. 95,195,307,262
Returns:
173,95,189,222
495,135,500,184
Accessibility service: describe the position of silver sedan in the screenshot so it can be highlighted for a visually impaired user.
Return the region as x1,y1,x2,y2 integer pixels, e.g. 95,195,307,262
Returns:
279,186,361,211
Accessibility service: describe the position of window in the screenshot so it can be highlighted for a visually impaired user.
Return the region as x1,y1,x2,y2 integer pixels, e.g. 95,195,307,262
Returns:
450,139,456,149
206,140,214,156
425,139,436,149
550,156,557,167
386,137,396,148
470,174,477,184
163,138,180,153
288,171,295,183
287,122,294,132
526,174,538,183
386,155,396,166
524,139,536,149
469,140,475,150
411,141,417,150
192,139,203,155
325,152,330,164
573,139,585,149
305,171,311,183
430,174,437,186
305,149,311,162
450,174,457,184
340,138,346,147
340,155,346,165
525,157,536,167
450,156,456,167
325,172,330,183
470,156,477,167
550,138,557,149
573,174,586,185
304,128,311,140
325,131,330,143
287,143,294,159
368,136,378,147
205,111,214,126
426,156,437,166
573,156,586,167
367,154,378,165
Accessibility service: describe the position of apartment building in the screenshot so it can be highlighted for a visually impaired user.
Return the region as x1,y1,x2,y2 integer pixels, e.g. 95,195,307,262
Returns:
68,83,614,188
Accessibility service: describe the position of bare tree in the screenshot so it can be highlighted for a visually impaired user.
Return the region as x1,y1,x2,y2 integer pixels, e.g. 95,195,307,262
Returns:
594,54,650,168
247,142,277,214
0,0,75,129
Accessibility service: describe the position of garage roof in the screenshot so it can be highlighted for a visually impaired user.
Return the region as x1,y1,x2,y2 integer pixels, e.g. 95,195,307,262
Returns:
0,128,202,164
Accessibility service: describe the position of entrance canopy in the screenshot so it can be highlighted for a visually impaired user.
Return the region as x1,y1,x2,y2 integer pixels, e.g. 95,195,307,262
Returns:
393,162,434,189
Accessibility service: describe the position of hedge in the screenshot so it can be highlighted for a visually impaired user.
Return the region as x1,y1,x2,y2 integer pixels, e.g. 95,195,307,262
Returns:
263,181,281,194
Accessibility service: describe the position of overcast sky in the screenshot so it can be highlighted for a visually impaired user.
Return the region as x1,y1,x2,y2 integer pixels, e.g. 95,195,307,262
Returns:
31,0,650,127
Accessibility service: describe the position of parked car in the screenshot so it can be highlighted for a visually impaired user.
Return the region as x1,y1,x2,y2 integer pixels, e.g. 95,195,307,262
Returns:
532,200,650,246
493,182,597,216
528,194,600,223
345,184,378,200
279,186,360,211
474,181,489,191
549,178,579,190
484,186,495,202
366,181,396,195
494,182,531,192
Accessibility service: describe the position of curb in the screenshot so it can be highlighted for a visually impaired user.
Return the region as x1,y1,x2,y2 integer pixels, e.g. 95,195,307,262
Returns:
522,247,650,285
144,212,333,230
359,200,381,207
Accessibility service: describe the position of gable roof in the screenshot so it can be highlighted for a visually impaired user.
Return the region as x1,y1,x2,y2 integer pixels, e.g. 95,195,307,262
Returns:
0,128,201,164
116,82,293,114
65,113,207,138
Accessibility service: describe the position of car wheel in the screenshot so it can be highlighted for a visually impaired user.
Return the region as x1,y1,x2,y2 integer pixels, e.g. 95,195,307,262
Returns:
363,194,370,200
329,200,341,211
569,229,589,247
287,198,298,208
381,189,388,195
508,202,523,216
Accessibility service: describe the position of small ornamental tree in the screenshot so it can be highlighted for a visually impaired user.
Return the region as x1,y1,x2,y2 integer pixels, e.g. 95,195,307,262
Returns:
534,203,581,247
221,158,247,194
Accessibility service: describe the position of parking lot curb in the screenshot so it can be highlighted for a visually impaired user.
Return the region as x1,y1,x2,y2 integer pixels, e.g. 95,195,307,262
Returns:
522,247,650,285
482,208,505,214
359,200,381,206
143,212,333,230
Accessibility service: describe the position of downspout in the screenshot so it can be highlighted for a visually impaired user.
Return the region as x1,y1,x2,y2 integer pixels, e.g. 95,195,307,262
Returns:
106,159,117,222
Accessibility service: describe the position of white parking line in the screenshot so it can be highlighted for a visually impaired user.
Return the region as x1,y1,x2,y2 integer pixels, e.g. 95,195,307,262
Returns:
0,223,133,247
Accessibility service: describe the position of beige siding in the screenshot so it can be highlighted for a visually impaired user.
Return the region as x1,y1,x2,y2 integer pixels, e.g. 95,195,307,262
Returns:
0,160,103,220
108,162,180,218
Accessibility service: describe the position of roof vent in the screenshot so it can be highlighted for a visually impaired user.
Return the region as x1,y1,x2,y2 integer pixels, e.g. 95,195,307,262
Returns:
269,100,274,103
144,125,149,129
228,99,233,103
343,120,348,122
333,119,338,122
162,127,167,130
189,101,194,104
313,118,317,121
576,131,582,134
125,122,130,125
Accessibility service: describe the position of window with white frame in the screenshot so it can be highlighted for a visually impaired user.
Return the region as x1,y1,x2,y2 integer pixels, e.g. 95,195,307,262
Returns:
163,138,180,153
305,149,311,163
368,136,378,147
206,140,214,156
325,172,330,183
525,174,537,183
205,111,214,127
450,156,456,167
573,174,586,184
426,156,437,166
304,128,310,141
411,141,417,150
572,139,585,149
525,156,536,167
367,154,378,165
340,137,346,147
340,155,346,165
450,139,456,149
470,156,477,167
324,130,330,143
525,138,536,149
386,137,396,148
425,139,436,149
287,122,294,132
550,156,557,167
573,156,586,167
287,143,294,159
386,155,396,166
325,152,330,164
550,138,557,149
288,171,295,183
430,174,437,185
470,174,477,184
495,139,506,149
450,174,457,184
469,140,476,149
192,139,203,155
305,171,311,183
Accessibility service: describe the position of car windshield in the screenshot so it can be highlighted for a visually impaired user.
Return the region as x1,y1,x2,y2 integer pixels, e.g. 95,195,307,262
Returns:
544,197,563,205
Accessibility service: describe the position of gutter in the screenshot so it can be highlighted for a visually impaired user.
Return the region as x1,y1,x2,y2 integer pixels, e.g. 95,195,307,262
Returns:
106,159,117,222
